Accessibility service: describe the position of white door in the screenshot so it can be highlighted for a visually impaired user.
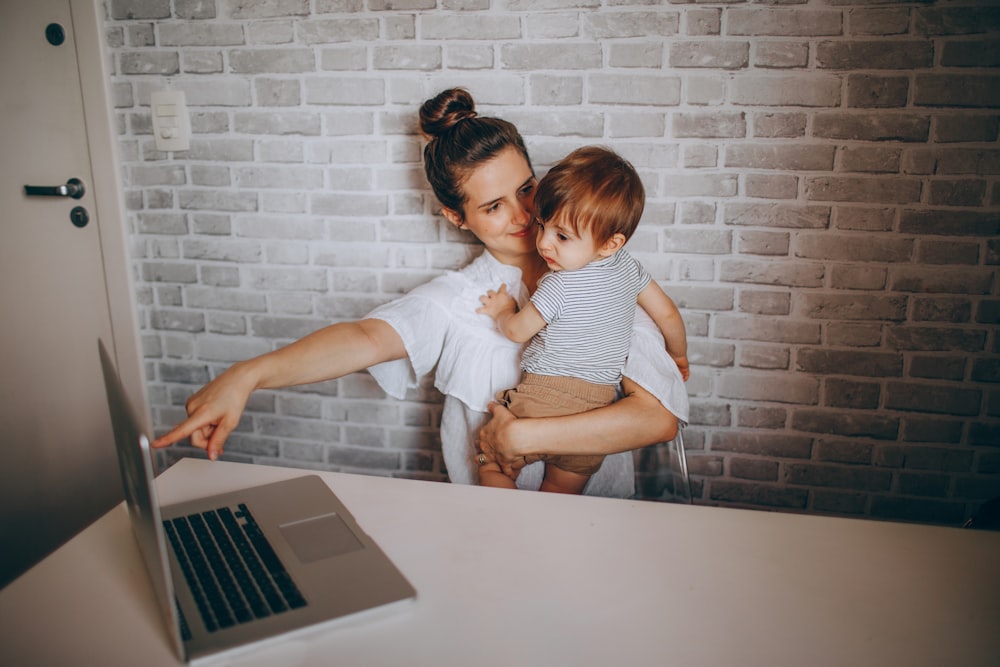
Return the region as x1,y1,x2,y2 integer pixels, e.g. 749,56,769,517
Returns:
0,0,143,588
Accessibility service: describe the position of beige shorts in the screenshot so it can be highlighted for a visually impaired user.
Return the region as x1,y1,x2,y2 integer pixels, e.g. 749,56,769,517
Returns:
496,373,616,476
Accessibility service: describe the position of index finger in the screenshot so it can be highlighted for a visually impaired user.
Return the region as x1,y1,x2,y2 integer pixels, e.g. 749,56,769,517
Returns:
151,414,213,449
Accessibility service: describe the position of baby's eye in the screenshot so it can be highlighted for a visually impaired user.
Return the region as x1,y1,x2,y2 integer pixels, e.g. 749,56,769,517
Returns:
486,202,500,214
557,233,569,242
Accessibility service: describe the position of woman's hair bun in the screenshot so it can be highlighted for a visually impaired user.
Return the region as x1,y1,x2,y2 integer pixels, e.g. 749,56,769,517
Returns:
419,88,478,139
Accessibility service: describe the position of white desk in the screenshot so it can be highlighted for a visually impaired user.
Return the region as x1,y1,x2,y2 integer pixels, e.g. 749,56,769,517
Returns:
1,459,997,667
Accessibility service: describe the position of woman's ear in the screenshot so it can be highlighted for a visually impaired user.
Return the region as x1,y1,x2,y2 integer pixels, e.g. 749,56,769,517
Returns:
598,233,626,257
442,207,466,230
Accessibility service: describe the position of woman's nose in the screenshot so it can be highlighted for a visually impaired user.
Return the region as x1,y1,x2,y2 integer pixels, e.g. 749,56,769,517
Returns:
513,201,532,226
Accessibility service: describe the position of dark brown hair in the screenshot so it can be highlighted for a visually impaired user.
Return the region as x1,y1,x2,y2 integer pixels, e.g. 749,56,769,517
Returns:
419,88,532,218
534,146,645,245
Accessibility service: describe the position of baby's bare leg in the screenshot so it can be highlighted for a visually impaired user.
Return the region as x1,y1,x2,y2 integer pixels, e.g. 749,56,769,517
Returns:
539,464,590,495
478,461,517,489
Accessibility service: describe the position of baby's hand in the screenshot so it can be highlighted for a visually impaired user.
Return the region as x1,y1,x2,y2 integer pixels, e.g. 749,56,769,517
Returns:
671,353,690,382
477,283,516,320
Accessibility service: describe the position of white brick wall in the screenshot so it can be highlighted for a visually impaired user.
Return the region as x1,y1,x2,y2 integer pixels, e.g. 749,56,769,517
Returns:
104,0,1000,525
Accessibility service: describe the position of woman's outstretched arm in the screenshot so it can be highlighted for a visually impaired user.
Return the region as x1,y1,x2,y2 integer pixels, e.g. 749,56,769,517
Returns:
152,318,407,460
478,377,678,476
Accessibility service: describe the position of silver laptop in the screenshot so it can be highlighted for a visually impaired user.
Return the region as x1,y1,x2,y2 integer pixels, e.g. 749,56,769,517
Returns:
99,340,416,664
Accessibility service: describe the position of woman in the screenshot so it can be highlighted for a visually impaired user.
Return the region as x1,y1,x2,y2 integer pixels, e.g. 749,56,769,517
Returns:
153,88,689,498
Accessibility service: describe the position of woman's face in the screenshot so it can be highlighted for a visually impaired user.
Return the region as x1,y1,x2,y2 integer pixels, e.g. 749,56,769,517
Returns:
444,147,537,265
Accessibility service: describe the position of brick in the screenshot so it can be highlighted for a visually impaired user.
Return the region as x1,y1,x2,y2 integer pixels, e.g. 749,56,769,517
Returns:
731,75,840,107
709,481,808,509
715,314,821,345
917,239,979,265
720,259,824,288
226,0,310,19
230,49,314,73
813,491,867,516
110,0,170,19
713,431,812,458
827,323,882,348
914,7,1000,36
817,41,933,70
795,234,912,263
738,345,789,371
886,326,986,353
175,0,216,19
120,51,179,75
723,203,830,229
911,355,967,381
848,8,910,37
669,41,749,70
234,111,321,135
813,113,929,142
847,74,909,108
673,111,745,138
806,177,921,204
829,265,887,291
752,112,807,138
737,231,789,256
914,75,1000,108
971,359,1000,384
903,445,975,472
840,146,901,174
610,42,665,69
738,290,790,316
727,144,834,171
744,175,797,200
730,458,778,481
785,463,892,491
589,74,682,106
790,410,900,441
586,11,680,38
304,78,384,105
445,45,493,70
717,371,819,404
912,297,973,323
942,40,1000,68
834,207,894,232
687,8,721,37
934,115,1000,143
797,349,903,377
530,74,584,105
900,417,964,444
928,180,987,207
737,406,787,429
816,439,874,464
726,8,842,37
899,210,1000,237
885,382,982,416
754,41,809,69
158,23,244,46
151,309,205,332
891,267,994,295
422,14,521,40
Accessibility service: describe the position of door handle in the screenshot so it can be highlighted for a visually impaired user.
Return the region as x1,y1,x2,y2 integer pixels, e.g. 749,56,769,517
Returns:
24,178,85,199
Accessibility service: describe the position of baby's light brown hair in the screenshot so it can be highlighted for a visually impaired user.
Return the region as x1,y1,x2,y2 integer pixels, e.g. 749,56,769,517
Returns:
534,146,645,245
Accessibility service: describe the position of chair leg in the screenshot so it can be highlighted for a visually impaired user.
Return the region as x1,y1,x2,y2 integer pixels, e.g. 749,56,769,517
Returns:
671,429,692,504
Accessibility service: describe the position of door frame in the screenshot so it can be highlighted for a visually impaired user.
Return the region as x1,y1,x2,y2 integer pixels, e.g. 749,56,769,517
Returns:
73,0,148,425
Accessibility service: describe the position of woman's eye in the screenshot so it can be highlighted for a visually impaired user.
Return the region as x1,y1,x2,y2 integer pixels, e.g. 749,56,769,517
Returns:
486,203,500,214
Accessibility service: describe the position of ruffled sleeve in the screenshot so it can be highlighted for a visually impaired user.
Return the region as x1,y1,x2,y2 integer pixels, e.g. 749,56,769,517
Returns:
365,252,525,411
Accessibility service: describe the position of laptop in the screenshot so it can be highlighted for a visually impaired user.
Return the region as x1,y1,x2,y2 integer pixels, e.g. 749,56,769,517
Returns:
98,340,416,664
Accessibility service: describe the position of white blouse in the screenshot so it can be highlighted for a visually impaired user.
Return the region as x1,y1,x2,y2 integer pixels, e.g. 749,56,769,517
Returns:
366,250,689,498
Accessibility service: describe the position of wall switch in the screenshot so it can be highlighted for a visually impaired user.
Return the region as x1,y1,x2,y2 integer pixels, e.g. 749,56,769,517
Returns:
150,90,191,152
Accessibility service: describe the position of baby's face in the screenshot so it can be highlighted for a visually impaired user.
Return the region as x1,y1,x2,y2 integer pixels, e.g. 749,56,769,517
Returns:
534,215,606,272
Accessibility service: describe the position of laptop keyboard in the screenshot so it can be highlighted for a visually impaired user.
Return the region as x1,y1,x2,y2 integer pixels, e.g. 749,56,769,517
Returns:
163,503,307,633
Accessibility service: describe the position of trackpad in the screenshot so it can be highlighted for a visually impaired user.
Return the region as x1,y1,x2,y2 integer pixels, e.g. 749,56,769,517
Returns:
280,513,363,563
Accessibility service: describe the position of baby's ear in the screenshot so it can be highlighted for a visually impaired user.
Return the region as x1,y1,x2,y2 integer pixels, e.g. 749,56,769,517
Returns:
598,233,626,257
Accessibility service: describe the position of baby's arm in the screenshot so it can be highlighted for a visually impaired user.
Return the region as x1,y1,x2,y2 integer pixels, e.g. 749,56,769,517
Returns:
637,281,690,380
477,283,546,344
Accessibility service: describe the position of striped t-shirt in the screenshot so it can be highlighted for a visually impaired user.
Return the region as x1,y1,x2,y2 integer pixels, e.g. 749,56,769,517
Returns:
523,249,651,386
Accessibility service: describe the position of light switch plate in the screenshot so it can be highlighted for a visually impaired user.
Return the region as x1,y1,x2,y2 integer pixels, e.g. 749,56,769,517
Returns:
150,90,191,152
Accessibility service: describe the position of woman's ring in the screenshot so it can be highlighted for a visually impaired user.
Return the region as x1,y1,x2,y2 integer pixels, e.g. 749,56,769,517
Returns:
477,453,487,466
